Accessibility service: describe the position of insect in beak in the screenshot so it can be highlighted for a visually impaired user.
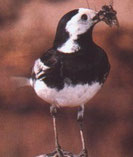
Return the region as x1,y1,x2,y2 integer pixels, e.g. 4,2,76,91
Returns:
101,5,119,27
93,5,119,27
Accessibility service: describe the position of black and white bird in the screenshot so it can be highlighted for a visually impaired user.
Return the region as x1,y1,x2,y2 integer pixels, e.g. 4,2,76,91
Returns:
13,5,118,157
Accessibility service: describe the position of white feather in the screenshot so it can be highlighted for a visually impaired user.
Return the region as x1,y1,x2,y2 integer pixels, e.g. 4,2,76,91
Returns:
33,59,50,79
33,59,49,74
34,80,102,107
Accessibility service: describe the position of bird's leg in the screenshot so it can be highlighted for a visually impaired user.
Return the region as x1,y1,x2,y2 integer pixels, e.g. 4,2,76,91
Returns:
50,105,63,157
77,104,88,157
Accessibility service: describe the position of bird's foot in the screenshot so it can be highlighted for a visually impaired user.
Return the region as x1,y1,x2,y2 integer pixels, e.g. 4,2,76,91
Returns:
56,147,64,157
78,149,88,157
36,148,88,157
41,149,74,157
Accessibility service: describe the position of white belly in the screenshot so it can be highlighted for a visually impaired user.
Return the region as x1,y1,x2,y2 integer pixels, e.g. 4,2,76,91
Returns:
34,80,102,107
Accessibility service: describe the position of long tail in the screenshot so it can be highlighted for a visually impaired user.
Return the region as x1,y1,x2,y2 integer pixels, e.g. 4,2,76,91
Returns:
11,76,33,88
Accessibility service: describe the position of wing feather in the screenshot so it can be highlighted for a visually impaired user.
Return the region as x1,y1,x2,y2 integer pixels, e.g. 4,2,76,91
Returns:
32,49,58,80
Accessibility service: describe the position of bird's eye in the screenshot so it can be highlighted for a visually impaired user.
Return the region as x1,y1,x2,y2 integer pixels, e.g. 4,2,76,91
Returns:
81,14,88,21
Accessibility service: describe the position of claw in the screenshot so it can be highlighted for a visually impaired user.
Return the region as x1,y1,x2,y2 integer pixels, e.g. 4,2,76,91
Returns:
45,149,74,157
78,149,88,157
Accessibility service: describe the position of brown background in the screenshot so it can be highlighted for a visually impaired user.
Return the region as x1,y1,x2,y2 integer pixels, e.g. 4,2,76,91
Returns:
0,0,133,157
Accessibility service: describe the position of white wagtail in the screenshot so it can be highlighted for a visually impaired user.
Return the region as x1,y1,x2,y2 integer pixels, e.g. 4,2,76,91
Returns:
13,5,118,157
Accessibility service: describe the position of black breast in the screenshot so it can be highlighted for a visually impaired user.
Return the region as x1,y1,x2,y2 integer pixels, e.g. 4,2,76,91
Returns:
39,45,110,90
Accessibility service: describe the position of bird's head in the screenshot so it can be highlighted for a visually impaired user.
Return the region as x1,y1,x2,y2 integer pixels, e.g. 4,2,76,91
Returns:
62,8,98,39
54,8,99,53
54,7,118,53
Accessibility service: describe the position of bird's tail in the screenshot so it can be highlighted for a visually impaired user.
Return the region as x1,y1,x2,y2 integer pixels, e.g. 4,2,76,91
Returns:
11,76,33,88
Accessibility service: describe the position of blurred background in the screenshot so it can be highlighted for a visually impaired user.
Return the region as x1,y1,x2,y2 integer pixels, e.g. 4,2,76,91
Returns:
0,0,133,157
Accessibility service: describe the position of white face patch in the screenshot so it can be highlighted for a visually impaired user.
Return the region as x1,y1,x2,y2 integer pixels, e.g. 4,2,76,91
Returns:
57,8,97,53
34,80,102,107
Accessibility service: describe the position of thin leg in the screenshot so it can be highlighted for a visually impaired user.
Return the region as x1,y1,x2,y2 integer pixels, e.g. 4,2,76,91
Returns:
50,105,63,157
77,105,88,157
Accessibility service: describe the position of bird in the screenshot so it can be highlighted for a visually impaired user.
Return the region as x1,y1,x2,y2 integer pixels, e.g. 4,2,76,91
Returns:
12,6,118,157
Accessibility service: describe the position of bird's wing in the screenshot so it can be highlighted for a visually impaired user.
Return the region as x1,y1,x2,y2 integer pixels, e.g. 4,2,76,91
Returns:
31,49,59,80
